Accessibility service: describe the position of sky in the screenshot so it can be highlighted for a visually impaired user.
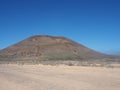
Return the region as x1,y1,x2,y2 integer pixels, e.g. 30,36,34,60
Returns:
0,0,120,55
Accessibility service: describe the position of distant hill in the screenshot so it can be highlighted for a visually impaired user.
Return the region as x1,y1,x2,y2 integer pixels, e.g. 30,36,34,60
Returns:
0,35,119,65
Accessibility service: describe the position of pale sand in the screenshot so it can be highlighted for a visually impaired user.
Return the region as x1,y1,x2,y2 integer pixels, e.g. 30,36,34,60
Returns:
0,64,120,90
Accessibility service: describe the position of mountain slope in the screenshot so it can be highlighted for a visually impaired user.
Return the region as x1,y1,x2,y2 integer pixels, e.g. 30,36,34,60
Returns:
0,35,119,65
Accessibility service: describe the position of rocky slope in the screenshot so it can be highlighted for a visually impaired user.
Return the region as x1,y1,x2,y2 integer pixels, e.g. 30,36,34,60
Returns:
0,35,119,65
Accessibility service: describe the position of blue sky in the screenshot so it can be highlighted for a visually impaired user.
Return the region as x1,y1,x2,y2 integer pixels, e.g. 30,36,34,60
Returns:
0,0,120,55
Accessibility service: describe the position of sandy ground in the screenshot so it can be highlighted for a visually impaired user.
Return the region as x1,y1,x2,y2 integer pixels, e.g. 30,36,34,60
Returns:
0,64,120,90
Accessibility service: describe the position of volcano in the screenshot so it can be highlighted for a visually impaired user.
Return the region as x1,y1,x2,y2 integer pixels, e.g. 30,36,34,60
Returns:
0,35,119,65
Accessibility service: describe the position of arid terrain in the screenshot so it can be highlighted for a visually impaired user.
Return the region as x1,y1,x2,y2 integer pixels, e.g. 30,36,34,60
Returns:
0,35,119,66
0,35,120,90
0,64,120,90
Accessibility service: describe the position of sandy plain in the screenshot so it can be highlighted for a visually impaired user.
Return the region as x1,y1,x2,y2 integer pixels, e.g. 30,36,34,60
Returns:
0,64,120,90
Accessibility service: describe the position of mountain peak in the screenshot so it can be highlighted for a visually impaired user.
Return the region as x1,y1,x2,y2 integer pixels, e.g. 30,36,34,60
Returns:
0,35,118,64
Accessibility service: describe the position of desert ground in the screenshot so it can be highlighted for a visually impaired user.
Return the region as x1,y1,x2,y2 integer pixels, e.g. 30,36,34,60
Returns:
0,64,120,90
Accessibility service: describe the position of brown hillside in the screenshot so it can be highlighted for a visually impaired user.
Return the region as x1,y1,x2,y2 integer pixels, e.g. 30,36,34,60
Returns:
0,35,119,65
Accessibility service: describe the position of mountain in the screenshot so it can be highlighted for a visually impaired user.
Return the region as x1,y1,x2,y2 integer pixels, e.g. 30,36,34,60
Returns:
0,35,119,65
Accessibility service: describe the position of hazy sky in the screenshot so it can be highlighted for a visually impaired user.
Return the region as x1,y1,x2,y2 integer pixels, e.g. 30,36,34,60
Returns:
0,0,120,55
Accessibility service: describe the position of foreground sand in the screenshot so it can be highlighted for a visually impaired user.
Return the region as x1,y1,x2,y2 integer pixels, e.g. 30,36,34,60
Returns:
0,64,120,90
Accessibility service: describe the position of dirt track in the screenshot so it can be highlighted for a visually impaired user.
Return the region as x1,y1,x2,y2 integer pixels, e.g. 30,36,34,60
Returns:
0,64,120,90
